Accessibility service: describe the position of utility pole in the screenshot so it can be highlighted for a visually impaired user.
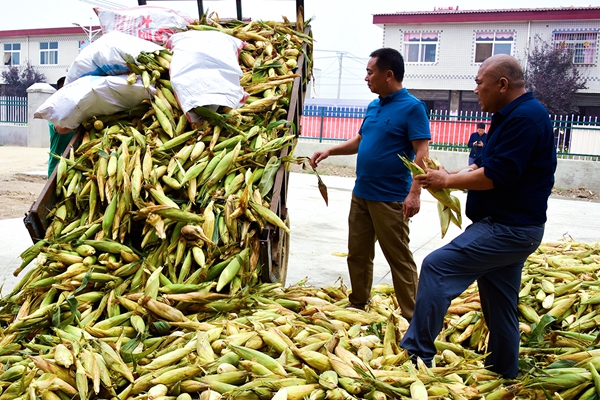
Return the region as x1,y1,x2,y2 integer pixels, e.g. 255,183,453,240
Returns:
336,51,347,99
72,18,102,43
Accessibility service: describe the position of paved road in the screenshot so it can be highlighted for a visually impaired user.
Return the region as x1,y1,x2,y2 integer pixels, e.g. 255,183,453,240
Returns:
285,172,600,288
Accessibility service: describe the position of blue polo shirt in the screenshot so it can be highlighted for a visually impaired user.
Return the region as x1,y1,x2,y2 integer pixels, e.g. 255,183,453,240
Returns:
354,88,431,202
466,92,557,226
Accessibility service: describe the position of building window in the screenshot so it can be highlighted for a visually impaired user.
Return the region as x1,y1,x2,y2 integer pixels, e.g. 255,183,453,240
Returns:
475,31,514,62
40,41,58,65
3,43,20,65
79,40,91,52
554,31,597,65
404,32,438,63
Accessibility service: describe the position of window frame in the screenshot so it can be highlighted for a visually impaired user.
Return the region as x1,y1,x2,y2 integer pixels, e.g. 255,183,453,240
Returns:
474,31,514,63
553,31,598,65
39,41,59,65
403,32,439,64
79,39,92,52
3,43,21,66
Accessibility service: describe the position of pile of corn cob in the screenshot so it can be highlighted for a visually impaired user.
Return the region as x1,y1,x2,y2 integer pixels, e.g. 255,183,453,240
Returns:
4,240,600,399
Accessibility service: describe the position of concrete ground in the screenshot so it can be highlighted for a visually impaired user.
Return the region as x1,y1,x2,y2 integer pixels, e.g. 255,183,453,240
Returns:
285,172,600,289
0,146,599,294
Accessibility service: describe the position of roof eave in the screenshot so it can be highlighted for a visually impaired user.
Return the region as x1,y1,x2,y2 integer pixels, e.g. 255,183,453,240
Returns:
373,8,600,25
0,26,101,38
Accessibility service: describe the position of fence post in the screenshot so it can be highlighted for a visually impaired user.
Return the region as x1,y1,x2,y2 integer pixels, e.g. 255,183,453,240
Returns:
319,106,325,143
27,83,56,148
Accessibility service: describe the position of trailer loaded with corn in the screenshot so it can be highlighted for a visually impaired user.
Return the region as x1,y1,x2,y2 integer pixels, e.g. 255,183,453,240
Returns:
4,3,600,399
24,3,312,287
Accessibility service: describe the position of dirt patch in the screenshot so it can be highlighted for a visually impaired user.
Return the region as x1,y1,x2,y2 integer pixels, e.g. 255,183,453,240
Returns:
551,186,600,202
288,162,357,178
0,173,47,220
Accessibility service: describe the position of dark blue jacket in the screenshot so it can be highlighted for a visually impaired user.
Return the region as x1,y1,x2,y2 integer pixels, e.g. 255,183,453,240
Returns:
468,131,488,160
466,92,557,226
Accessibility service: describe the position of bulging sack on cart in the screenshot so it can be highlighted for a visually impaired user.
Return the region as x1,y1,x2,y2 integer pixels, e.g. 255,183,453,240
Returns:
167,30,248,121
95,5,192,45
35,75,156,130
65,31,163,85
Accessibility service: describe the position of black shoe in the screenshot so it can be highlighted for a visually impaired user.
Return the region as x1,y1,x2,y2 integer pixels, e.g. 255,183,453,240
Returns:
347,303,365,311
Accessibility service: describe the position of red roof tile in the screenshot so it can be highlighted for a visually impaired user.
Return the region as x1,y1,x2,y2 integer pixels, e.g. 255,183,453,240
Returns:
373,6,600,24
0,27,101,38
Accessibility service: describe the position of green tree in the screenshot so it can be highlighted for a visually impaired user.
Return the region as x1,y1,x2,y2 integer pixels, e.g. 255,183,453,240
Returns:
1,62,46,97
525,35,588,115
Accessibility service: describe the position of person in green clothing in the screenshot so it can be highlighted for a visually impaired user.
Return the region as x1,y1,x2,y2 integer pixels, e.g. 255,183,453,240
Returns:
48,77,75,178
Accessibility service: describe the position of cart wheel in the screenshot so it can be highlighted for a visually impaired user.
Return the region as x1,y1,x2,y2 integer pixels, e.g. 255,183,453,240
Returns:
273,214,290,284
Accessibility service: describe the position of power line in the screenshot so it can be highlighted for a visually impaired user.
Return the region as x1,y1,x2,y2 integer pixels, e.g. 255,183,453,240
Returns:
318,70,364,80
314,56,340,60
317,58,340,78
313,49,345,53
341,66,365,81
346,54,370,62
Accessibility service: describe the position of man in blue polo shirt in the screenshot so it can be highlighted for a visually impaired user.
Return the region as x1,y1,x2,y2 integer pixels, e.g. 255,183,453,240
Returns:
310,48,430,320
400,54,557,378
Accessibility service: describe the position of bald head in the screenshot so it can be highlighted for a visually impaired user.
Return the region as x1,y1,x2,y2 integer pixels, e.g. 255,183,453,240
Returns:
481,54,525,90
475,54,527,113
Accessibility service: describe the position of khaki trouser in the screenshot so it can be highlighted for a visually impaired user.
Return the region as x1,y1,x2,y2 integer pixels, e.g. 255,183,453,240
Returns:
347,194,418,320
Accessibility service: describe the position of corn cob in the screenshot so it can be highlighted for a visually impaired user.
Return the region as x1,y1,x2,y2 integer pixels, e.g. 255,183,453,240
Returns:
398,155,462,238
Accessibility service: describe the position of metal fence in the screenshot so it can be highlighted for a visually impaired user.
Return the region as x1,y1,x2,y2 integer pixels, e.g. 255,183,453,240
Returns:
3,97,599,160
300,106,600,161
0,96,27,124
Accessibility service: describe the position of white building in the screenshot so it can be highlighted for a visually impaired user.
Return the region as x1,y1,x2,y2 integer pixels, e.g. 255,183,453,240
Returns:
373,6,600,117
1,26,100,88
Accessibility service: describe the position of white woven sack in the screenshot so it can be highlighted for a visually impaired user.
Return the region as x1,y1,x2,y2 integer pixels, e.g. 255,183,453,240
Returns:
35,75,156,130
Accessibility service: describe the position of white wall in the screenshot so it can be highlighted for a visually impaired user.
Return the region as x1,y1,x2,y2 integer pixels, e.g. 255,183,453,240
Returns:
0,125,27,146
382,20,600,94
0,34,86,86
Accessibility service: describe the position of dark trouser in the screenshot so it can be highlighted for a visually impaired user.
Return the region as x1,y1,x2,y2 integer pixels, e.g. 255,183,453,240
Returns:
347,194,418,320
400,217,543,378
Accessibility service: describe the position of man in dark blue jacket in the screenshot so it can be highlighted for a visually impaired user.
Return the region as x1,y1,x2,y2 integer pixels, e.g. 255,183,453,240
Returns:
467,122,487,165
400,54,557,378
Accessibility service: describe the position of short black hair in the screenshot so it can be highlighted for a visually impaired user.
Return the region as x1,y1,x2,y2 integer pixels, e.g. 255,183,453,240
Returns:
369,48,405,82
477,122,486,129
57,76,66,89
